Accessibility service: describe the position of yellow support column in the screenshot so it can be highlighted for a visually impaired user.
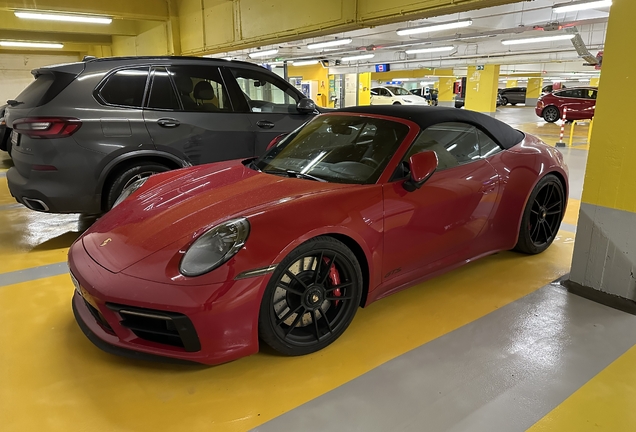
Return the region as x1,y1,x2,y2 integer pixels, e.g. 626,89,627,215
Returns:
465,65,500,116
525,78,543,106
590,77,600,87
569,0,636,303
506,79,518,88
358,72,371,106
437,77,456,108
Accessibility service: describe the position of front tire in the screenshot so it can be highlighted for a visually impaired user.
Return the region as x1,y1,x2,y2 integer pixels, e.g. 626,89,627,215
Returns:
105,162,170,210
514,174,565,254
259,236,363,356
392,101,401,105
543,106,560,123
500,96,509,106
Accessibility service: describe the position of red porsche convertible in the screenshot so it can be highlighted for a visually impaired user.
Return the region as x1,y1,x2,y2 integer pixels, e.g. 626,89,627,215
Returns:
69,106,568,365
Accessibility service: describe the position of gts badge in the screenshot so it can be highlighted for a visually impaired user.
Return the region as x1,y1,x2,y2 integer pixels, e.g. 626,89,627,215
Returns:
385,268,401,278
100,238,112,247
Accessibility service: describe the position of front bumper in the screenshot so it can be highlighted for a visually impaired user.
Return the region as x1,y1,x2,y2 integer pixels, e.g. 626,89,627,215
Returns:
68,239,270,365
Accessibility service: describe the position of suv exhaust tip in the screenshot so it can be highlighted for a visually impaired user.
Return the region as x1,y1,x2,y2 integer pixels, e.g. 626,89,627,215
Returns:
22,197,50,212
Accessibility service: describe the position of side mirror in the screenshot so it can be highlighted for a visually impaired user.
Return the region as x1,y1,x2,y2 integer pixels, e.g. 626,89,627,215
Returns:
403,151,438,192
266,133,288,150
297,98,316,114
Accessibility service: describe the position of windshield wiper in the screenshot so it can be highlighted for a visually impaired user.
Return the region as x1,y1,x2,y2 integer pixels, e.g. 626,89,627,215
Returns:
285,170,326,182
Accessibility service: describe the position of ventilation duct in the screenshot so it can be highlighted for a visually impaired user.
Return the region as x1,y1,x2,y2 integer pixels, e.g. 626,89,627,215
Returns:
566,26,599,65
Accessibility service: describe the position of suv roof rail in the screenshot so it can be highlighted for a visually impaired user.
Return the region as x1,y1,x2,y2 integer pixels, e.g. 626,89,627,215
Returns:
86,55,256,67
82,55,98,62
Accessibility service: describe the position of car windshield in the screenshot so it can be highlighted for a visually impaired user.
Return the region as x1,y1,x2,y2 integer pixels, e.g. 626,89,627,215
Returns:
387,87,410,96
254,115,410,184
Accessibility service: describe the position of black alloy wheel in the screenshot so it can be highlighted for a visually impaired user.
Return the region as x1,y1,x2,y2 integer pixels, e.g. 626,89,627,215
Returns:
515,174,565,254
106,162,171,211
500,96,509,106
543,106,560,123
259,236,362,356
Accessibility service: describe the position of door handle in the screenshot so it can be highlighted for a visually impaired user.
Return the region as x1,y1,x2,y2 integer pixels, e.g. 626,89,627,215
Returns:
157,118,180,128
256,120,275,129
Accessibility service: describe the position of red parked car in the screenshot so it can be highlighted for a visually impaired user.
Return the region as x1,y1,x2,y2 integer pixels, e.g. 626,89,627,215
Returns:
536,87,597,122
69,106,568,365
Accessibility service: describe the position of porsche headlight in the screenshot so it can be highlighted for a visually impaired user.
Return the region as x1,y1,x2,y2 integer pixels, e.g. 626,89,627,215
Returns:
113,177,149,208
180,218,250,277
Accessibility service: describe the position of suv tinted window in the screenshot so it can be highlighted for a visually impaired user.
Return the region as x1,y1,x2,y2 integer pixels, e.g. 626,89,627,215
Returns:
167,65,233,112
230,67,299,113
99,67,149,107
12,72,75,108
147,67,180,110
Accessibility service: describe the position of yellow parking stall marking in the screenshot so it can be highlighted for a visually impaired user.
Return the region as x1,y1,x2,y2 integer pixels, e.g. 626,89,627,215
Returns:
564,198,581,227
528,344,636,431
0,178,15,206
0,235,574,432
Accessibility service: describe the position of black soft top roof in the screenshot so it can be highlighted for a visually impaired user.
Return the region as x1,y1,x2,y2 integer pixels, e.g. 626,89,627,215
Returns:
335,105,525,149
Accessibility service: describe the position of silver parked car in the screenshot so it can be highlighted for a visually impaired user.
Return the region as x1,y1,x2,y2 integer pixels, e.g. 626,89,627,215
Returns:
5,56,319,214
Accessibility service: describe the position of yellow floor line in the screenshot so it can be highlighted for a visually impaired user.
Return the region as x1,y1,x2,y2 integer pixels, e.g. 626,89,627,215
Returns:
564,198,581,226
527,344,636,431
0,178,15,205
0,234,574,432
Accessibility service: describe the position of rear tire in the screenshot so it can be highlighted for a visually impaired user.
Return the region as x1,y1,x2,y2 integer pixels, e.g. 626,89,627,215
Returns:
514,174,565,254
543,106,560,123
105,162,170,211
392,102,401,105
500,97,509,106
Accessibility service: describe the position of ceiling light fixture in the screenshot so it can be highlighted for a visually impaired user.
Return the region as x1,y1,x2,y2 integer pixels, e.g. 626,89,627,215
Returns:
501,34,575,45
0,41,64,49
248,49,279,58
291,60,320,66
341,54,375,62
14,10,112,24
397,19,472,37
307,38,352,50
405,46,455,55
553,0,612,14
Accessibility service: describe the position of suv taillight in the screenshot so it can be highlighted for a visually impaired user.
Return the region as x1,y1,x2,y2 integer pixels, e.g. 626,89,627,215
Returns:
13,117,82,139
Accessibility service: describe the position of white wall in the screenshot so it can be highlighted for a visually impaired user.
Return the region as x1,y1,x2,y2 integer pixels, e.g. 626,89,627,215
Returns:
0,53,79,105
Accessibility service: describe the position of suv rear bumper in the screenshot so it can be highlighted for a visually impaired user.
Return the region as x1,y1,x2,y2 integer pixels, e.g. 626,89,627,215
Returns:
7,167,101,214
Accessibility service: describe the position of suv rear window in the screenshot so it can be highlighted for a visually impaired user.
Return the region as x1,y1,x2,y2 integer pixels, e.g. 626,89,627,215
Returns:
98,67,149,108
12,72,75,108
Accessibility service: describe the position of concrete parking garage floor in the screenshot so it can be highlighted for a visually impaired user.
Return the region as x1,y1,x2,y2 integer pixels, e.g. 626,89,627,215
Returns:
1,107,634,432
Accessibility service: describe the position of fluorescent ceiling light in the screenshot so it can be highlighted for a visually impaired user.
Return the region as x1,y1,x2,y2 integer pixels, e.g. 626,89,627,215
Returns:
553,0,612,14
397,19,472,36
291,60,319,66
15,10,112,24
341,54,375,62
307,38,352,50
501,34,575,45
0,41,63,49
405,46,455,55
248,49,278,58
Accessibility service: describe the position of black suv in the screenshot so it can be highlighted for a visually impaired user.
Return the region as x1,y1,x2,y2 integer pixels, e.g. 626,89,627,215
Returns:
498,87,527,105
5,56,319,214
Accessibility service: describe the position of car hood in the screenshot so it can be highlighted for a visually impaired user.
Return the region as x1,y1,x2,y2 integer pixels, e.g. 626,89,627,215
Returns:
399,95,428,105
82,160,352,273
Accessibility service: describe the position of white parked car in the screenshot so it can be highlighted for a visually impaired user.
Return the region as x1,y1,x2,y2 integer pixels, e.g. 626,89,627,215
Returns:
370,86,428,106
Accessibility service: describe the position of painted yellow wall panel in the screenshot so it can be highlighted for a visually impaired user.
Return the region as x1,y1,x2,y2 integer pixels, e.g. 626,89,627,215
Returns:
203,0,235,46
590,77,600,87
136,23,169,56
438,77,455,102
357,0,513,23
112,36,137,56
178,0,205,53
287,64,330,107
527,78,543,99
358,72,371,106
465,64,500,114
580,0,636,214
506,79,517,88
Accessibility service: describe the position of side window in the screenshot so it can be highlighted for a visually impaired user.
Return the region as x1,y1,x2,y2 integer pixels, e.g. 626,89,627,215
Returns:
166,65,232,112
402,122,481,171
230,67,299,113
559,89,584,99
379,88,391,97
99,67,149,107
477,130,502,158
147,67,180,110
370,88,379,96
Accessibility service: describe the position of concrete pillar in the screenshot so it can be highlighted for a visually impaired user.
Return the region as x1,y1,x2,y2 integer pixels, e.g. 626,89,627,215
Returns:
590,77,600,87
567,0,636,311
526,78,543,106
437,77,456,108
465,65,500,116
358,72,371,106
506,79,518,88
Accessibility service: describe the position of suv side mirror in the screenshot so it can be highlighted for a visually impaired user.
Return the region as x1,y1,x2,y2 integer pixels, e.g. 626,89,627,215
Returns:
297,98,316,114
403,151,438,192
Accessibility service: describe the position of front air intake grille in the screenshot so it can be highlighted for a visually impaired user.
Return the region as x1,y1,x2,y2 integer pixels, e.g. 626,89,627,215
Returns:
84,299,114,334
106,303,201,352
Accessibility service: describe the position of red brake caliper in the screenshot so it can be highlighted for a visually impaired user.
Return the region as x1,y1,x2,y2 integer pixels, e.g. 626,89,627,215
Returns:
324,257,341,305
